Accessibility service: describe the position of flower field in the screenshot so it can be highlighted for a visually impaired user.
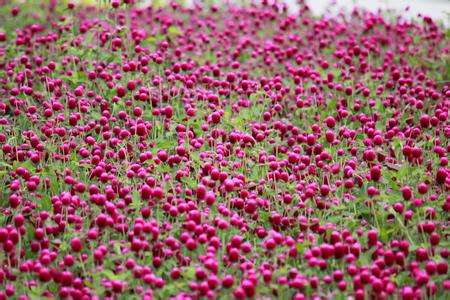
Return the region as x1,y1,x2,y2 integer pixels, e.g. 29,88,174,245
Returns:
0,0,448,299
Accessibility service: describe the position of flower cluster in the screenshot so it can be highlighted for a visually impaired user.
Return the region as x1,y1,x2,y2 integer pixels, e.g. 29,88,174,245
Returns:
0,1,448,299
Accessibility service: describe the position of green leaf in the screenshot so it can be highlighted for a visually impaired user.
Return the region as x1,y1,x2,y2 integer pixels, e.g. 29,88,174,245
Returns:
183,266,196,280
101,269,130,281
296,240,310,255
167,25,182,37
0,161,12,169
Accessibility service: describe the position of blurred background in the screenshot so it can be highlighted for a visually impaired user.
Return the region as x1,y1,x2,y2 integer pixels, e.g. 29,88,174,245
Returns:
158,0,449,24
68,0,449,25
289,0,449,24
